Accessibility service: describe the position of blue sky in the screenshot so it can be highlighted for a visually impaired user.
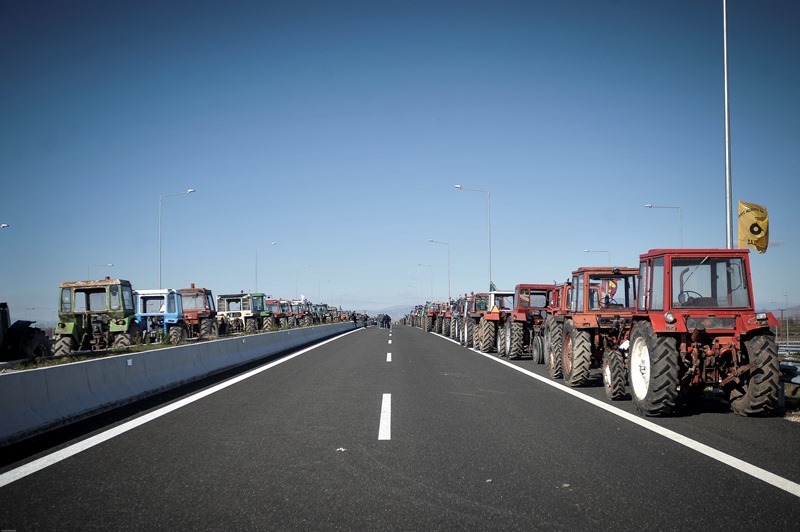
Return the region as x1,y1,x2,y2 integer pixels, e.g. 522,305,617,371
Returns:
1,0,798,324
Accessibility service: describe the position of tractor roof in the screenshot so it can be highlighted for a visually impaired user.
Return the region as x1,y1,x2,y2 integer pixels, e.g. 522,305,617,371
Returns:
640,248,751,260
60,278,132,288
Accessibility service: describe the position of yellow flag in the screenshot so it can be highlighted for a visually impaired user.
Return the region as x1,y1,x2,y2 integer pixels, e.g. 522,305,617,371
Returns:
737,201,769,253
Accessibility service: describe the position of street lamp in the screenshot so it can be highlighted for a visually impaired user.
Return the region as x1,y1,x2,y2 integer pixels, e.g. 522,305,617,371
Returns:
644,204,683,247
455,184,492,290
428,239,451,301
584,249,611,265
255,241,277,292
785,294,790,344
295,264,311,299
88,263,114,279
159,188,195,288
0,224,9,229
418,264,433,299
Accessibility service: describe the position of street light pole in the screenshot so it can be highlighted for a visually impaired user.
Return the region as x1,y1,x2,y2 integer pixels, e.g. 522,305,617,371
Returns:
159,188,195,288
428,239,451,301
88,263,114,280
644,204,683,247
584,249,611,266
785,294,790,343
455,184,492,290
255,241,277,292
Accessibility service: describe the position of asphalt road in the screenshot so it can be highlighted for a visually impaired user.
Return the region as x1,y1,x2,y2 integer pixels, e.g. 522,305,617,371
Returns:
2,325,799,530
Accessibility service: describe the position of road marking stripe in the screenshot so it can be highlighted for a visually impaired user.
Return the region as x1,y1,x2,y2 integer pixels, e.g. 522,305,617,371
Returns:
434,333,800,499
0,328,363,489
388,339,392,344
378,393,391,440
387,352,392,362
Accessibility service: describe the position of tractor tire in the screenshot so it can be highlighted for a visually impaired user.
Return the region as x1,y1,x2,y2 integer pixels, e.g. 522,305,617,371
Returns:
531,335,545,364
54,335,74,357
479,317,495,353
727,332,780,416
302,315,312,328
562,320,591,387
497,322,506,357
544,316,563,379
200,318,219,340
262,316,273,330
245,319,257,335
629,321,679,416
507,320,523,360
443,317,451,337
168,325,187,345
20,328,51,360
465,319,475,348
450,318,457,339
113,323,142,349
424,316,432,332
602,349,627,400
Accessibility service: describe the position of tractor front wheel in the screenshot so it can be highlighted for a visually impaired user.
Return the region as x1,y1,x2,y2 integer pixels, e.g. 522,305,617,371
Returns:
169,324,187,345
531,335,544,364
544,316,563,379
479,317,495,353
497,322,506,357
20,328,51,360
200,318,219,340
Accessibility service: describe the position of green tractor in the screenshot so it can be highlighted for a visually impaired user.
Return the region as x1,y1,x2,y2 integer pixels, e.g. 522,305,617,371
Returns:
54,278,141,356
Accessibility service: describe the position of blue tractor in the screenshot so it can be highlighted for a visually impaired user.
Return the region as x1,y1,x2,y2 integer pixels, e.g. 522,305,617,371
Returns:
134,289,188,345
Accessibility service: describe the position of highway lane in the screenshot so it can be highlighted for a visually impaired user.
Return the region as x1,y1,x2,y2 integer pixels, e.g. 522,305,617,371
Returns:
1,325,799,530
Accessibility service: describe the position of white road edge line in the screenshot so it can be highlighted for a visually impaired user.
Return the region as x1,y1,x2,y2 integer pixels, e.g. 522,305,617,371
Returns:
387,352,392,362
435,332,800,499
0,328,363,489
378,393,391,440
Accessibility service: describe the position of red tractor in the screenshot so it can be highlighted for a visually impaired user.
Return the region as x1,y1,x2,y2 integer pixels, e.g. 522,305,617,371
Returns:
557,267,639,397
474,291,515,354
543,282,571,379
178,283,218,340
498,284,557,361
629,248,780,416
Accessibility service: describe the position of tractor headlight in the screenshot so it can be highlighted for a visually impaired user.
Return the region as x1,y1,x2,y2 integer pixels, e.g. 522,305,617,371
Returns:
664,312,676,324
756,312,767,321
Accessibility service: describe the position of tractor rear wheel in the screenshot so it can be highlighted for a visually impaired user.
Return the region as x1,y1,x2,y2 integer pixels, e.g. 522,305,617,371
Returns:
450,318,457,339
20,328,51,360
563,320,591,386
200,318,219,340
497,322,506,357
443,317,450,337
531,335,544,364
54,335,73,357
465,319,474,347
629,321,679,416
302,315,313,328
544,316,563,379
602,349,627,400
479,317,495,353
245,319,257,335
169,324,187,345
424,316,432,332
507,320,523,360
262,316,275,331
728,332,780,416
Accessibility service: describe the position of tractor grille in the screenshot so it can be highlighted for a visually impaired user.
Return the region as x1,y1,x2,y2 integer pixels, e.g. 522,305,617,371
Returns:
685,317,736,330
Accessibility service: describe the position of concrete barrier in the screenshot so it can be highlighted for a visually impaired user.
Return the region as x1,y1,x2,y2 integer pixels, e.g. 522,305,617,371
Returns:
0,322,355,446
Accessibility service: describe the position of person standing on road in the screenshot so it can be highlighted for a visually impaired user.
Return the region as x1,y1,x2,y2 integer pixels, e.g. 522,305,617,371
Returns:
384,314,391,330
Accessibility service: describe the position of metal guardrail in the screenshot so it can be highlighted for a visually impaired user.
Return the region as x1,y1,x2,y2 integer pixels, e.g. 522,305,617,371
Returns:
780,360,800,385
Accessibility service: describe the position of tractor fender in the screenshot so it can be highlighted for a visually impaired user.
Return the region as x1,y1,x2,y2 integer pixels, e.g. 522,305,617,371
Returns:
55,321,77,336
109,317,134,333
4,320,37,351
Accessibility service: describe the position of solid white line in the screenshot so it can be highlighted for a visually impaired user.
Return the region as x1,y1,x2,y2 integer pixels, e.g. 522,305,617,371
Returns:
433,333,800,499
378,393,391,440
387,352,392,362
0,328,363,489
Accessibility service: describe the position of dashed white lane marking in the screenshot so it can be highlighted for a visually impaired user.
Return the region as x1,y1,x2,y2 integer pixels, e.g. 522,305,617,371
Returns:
387,352,392,362
435,333,800,499
388,339,392,344
0,328,364,489
378,393,391,440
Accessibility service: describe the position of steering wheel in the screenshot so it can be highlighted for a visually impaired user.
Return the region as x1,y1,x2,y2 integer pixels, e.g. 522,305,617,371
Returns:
600,297,618,308
678,291,703,305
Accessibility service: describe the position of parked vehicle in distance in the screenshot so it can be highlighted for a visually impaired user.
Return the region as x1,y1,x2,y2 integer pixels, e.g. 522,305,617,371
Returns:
135,288,187,345
0,301,51,361
217,292,271,334
178,283,218,340
499,284,556,361
54,278,141,355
